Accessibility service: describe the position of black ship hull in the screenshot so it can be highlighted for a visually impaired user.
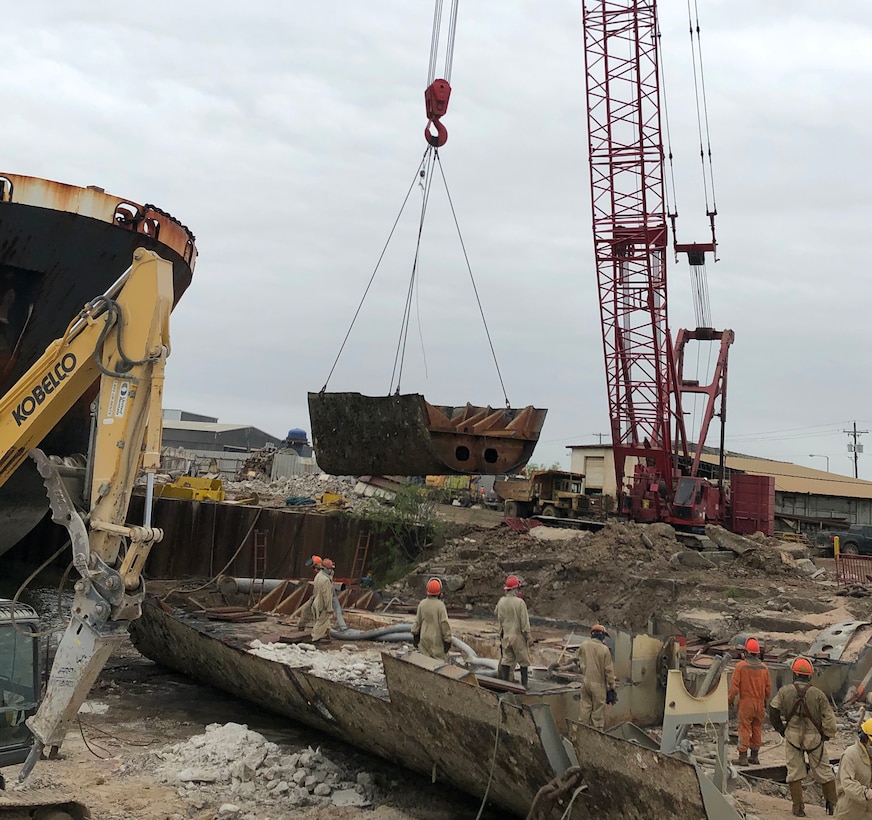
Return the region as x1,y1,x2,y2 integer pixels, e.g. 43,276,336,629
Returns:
0,174,196,555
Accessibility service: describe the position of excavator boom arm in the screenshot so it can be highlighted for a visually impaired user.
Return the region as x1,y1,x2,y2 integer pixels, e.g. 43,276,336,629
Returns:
0,248,174,779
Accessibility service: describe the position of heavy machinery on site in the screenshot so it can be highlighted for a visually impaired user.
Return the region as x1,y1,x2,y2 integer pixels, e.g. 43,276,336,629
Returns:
0,248,173,817
495,470,613,520
582,0,772,533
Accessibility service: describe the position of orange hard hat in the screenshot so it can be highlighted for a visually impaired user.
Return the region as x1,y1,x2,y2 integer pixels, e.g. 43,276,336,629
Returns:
426,578,443,596
745,637,761,655
591,624,608,636
504,575,520,591
312,554,322,565
791,656,813,677
321,558,335,570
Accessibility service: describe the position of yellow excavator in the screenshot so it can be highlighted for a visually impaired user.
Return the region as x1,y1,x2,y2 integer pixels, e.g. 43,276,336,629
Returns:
0,248,173,818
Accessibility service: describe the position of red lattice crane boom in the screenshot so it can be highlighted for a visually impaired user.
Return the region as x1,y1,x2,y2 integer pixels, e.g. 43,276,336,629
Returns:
582,0,733,528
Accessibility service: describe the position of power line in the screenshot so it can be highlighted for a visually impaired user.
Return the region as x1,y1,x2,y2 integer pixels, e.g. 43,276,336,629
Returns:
844,421,869,479
726,420,855,440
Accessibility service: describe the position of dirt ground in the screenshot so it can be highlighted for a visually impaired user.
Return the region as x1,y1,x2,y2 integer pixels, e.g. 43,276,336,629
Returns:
3,642,502,820
382,515,870,818
4,641,848,820
4,516,866,819
390,519,867,639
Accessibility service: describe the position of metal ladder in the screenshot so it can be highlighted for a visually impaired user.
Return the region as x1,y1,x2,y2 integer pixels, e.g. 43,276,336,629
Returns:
350,531,371,584
249,529,269,605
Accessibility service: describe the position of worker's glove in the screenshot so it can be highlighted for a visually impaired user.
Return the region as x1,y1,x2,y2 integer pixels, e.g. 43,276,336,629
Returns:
606,688,618,705
412,634,420,648
443,640,452,654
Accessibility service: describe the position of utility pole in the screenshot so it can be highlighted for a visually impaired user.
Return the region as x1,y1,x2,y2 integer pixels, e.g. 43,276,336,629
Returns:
843,422,869,479
592,432,609,445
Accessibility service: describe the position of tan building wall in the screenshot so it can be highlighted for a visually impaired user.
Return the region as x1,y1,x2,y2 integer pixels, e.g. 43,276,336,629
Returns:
568,445,638,497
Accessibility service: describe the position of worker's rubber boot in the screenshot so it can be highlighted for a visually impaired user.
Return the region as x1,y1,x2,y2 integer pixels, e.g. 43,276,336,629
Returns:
498,665,510,681
822,779,837,816
520,667,529,689
749,749,759,765
788,781,806,817
733,750,748,766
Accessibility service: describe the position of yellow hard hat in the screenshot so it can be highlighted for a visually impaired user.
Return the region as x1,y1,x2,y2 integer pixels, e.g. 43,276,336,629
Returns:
862,717,872,738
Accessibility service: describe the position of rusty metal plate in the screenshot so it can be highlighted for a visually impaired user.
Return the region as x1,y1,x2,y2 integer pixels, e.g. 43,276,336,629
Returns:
308,392,546,476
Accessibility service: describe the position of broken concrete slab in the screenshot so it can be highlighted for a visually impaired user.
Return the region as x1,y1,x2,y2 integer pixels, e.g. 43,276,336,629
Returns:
699,551,737,567
674,609,734,641
705,525,756,555
529,526,583,542
670,551,716,570
777,541,811,560
794,558,818,575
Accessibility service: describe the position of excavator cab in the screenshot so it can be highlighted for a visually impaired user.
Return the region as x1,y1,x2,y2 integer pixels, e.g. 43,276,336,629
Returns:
0,601,39,774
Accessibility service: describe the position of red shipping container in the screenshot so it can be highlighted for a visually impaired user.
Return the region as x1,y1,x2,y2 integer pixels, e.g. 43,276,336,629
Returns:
729,474,774,536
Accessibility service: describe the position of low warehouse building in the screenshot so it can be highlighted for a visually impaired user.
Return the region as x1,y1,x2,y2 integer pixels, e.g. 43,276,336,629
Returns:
567,444,872,531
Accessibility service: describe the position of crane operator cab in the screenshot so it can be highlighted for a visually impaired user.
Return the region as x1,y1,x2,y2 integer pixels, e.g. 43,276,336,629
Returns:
0,600,40,780
670,476,722,529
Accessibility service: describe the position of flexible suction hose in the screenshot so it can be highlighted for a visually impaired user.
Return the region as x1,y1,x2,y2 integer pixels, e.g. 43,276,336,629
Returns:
329,626,500,669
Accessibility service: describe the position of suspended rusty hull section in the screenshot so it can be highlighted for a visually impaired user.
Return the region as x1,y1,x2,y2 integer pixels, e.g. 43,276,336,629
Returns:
308,391,547,476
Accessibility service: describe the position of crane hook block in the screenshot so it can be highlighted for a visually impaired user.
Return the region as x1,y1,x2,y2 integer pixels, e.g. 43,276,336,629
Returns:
424,79,452,147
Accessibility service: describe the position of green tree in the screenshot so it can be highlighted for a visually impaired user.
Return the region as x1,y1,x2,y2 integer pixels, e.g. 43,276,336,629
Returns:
357,485,446,584
523,461,563,475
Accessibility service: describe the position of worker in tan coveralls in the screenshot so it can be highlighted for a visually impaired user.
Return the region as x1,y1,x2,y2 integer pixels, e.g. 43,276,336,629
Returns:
575,624,616,730
728,636,771,766
833,717,872,819
411,577,452,661
769,656,838,817
297,555,322,630
310,558,335,644
495,575,532,688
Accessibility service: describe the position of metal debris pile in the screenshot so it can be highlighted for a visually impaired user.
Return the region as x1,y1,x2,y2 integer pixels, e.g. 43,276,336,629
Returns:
151,722,374,817
245,640,408,691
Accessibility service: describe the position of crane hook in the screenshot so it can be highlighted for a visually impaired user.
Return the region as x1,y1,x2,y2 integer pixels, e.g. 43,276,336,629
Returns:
425,119,448,147
424,79,451,147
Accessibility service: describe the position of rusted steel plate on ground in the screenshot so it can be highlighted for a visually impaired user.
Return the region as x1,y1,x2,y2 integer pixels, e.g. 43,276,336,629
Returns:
308,391,546,476
568,720,726,819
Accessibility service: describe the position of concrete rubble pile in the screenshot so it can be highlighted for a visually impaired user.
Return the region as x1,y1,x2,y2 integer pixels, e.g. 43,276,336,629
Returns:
245,641,404,691
151,722,375,818
222,473,366,511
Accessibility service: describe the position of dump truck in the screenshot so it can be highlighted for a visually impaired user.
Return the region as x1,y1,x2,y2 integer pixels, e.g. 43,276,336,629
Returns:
425,474,481,507
495,469,612,519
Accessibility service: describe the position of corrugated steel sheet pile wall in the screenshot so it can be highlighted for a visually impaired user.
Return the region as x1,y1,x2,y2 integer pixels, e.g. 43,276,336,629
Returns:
128,496,377,580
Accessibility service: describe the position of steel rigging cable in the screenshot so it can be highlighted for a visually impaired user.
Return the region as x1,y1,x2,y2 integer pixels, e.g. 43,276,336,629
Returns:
323,0,510,407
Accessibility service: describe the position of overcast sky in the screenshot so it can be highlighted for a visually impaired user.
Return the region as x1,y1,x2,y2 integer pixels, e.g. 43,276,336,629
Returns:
3,1,871,477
